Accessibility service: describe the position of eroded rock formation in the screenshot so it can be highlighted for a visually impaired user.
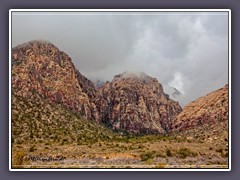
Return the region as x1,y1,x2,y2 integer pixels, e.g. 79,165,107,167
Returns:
12,40,228,136
171,84,228,132
95,72,182,134
12,40,99,121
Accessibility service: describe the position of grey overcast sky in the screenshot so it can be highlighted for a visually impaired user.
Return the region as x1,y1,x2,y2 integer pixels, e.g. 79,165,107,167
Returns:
12,11,229,106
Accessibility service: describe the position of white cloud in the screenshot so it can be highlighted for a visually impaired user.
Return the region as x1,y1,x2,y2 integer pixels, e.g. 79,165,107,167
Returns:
168,72,185,94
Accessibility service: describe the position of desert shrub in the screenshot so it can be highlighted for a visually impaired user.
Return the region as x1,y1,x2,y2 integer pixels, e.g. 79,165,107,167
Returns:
216,148,228,158
155,151,166,158
166,149,173,157
29,145,37,152
116,149,121,153
177,148,198,159
223,151,228,158
129,146,135,150
16,140,23,145
216,148,223,153
140,151,155,161
62,138,68,143
145,158,154,164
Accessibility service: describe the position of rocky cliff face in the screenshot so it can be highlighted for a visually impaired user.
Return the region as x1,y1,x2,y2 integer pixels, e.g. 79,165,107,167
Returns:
95,72,182,134
171,84,228,132
12,40,99,121
75,69,97,99
12,41,182,134
12,40,228,136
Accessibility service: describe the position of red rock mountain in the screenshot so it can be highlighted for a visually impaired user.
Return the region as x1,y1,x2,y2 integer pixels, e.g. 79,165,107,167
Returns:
12,40,99,121
95,72,182,134
171,84,228,132
12,40,228,136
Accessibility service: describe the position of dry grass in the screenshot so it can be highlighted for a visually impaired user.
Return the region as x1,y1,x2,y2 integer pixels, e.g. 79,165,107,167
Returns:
11,93,229,169
12,132,228,169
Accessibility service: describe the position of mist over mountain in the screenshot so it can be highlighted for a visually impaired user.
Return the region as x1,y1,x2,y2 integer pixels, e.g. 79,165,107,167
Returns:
95,71,182,134
12,12,228,106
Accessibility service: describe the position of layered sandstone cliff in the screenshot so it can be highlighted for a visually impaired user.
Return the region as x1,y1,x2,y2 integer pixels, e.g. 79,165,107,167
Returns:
12,40,99,121
95,72,182,134
12,40,228,136
171,84,228,132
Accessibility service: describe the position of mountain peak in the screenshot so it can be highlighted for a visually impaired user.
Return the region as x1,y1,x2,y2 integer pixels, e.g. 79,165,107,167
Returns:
96,72,182,134
113,71,148,79
12,40,100,122
13,40,56,50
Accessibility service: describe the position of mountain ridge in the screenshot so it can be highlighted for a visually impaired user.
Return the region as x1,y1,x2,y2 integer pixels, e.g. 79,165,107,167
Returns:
12,40,100,122
171,84,228,132
95,71,182,134
12,40,228,135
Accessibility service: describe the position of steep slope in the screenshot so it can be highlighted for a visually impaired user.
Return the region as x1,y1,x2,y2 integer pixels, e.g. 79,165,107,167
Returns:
93,79,105,88
95,72,182,134
171,84,228,132
12,40,99,121
75,69,97,99
12,93,115,144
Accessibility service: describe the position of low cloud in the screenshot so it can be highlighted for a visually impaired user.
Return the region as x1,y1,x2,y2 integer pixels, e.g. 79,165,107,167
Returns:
12,11,229,106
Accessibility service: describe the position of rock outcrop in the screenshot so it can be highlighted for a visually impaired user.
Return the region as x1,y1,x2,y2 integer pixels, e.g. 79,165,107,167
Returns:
12,40,228,136
75,69,97,99
12,40,99,121
95,72,182,134
171,84,228,132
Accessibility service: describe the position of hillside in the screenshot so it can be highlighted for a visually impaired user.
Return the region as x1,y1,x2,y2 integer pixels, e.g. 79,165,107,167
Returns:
171,84,228,132
12,40,99,121
11,41,229,169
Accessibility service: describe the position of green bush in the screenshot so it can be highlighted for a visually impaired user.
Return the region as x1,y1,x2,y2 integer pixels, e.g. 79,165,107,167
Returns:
155,151,166,158
140,151,155,161
166,149,173,157
177,148,198,159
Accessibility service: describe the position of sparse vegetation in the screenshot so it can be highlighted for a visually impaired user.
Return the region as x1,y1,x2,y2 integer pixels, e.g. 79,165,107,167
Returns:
166,149,173,157
29,145,37,152
176,148,198,159
11,93,228,168
11,41,229,169
140,151,155,161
